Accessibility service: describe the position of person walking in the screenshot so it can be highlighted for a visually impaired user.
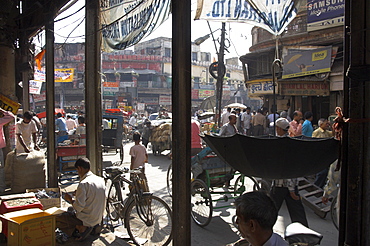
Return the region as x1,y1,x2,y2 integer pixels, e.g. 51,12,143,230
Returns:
302,111,314,137
241,107,252,136
251,109,266,136
288,111,303,137
0,108,15,193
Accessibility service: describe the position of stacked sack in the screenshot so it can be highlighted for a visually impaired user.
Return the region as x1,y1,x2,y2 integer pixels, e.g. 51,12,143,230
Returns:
150,123,172,144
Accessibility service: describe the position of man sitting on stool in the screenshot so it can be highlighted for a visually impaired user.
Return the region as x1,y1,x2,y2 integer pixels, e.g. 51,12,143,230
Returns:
57,158,106,242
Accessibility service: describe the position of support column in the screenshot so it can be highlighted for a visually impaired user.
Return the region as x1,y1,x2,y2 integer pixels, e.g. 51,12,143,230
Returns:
172,0,191,244
85,0,102,175
45,22,57,187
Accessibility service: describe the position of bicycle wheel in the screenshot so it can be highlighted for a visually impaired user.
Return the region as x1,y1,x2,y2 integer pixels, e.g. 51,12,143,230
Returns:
331,195,339,230
233,175,260,196
166,163,172,197
106,181,123,221
191,179,212,227
119,142,124,163
125,195,172,246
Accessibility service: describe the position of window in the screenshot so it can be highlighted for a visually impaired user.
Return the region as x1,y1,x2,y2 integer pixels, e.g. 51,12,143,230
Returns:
192,52,198,61
165,48,171,57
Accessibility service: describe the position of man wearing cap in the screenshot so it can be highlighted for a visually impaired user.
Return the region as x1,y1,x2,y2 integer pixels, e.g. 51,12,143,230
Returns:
270,118,309,227
219,114,238,137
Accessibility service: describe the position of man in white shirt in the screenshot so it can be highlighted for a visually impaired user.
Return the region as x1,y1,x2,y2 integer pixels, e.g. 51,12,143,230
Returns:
219,114,238,137
66,115,77,132
16,111,40,153
241,107,252,136
233,191,288,246
129,113,138,126
221,107,232,126
59,158,106,241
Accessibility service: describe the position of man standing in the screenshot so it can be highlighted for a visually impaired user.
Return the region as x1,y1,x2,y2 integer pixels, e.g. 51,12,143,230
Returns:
219,114,238,137
312,118,334,188
16,111,40,153
0,108,15,193
235,108,244,133
60,158,105,241
55,113,67,137
288,111,303,137
221,107,231,126
270,118,309,227
251,109,266,136
241,107,252,136
66,115,77,132
129,113,138,126
267,108,280,135
232,191,288,246
302,111,314,137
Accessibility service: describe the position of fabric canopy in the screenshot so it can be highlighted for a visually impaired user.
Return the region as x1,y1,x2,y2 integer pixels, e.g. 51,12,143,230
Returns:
202,134,339,179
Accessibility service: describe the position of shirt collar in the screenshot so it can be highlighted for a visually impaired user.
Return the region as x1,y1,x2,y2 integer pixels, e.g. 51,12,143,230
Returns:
80,171,92,181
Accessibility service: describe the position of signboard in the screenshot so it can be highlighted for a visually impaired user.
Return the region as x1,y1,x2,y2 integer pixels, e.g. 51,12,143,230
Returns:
159,95,171,105
222,85,231,100
0,94,21,114
192,89,199,99
33,94,46,102
279,82,329,96
120,82,135,87
307,0,345,32
100,0,171,52
139,97,159,105
198,90,215,99
195,0,302,35
34,68,74,82
282,47,332,79
137,103,145,111
247,80,274,97
29,80,43,94
103,82,119,87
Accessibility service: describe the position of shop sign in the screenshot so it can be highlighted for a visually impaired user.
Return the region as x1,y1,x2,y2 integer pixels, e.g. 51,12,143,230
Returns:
103,82,119,87
33,94,46,102
191,89,199,99
34,68,74,82
198,89,215,99
159,95,171,105
29,80,43,94
139,97,159,105
0,94,20,114
307,0,344,32
282,47,332,79
247,80,274,97
279,82,329,96
120,82,135,87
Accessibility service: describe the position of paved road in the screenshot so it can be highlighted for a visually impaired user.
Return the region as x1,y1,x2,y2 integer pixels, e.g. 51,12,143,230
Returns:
101,142,339,246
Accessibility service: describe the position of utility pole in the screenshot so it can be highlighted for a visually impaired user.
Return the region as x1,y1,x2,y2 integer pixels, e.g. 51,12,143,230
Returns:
216,22,226,127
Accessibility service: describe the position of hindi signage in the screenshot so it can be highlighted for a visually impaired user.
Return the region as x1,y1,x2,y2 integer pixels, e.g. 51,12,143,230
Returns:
279,82,329,96
247,80,274,97
198,90,215,99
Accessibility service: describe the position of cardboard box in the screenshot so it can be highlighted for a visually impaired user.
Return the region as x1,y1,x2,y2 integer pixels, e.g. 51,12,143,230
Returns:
1,208,58,246
26,188,61,210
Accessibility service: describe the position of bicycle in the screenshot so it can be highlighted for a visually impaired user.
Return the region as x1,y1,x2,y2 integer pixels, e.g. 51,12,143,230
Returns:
104,166,172,245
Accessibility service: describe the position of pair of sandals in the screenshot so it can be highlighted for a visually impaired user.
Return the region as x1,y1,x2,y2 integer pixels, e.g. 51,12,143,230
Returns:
72,224,101,242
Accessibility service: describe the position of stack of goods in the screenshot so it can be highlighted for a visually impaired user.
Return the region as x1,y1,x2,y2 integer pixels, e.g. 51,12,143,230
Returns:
200,122,217,134
150,123,172,154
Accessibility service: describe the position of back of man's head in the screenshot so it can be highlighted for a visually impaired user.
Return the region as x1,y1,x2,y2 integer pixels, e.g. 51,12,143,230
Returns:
235,191,278,230
23,111,33,120
133,131,141,141
75,157,91,170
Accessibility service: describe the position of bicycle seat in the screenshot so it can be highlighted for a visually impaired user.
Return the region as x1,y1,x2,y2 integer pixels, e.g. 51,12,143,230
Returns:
105,166,126,176
284,222,323,245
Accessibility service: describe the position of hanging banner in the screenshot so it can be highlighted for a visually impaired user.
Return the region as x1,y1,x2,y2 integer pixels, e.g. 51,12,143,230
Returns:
195,0,302,35
307,0,345,32
100,0,171,52
0,94,21,114
282,47,332,79
34,68,74,82
29,80,43,95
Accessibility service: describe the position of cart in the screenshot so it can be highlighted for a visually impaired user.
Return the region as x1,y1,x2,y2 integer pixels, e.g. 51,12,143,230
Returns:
102,114,126,162
57,145,86,183
167,147,261,227
149,121,172,156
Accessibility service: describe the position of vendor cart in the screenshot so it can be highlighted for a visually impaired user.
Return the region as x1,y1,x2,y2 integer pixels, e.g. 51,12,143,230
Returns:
149,120,172,156
102,114,126,162
57,145,86,183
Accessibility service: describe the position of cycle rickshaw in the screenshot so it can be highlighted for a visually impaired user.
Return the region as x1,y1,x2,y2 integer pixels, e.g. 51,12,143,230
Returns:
167,134,339,232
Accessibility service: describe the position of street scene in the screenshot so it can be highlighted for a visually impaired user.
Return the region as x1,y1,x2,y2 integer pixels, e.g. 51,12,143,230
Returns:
0,0,369,245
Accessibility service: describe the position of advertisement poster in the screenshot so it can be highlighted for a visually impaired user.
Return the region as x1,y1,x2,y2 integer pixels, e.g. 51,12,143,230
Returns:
307,0,344,31
282,47,332,79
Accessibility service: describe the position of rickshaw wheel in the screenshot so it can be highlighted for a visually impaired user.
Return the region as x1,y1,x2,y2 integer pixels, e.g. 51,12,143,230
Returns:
233,175,260,196
119,143,124,163
166,163,172,197
191,179,213,227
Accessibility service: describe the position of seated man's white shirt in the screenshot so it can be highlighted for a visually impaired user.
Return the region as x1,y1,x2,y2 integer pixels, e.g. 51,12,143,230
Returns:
263,232,288,246
73,171,106,227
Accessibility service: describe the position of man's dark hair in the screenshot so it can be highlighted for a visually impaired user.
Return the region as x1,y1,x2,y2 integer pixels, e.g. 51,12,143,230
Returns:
243,108,247,112
67,115,72,119
57,113,63,118
23,111,33,120
304,111,313,120
227,107,231,111
133,131,141,141
75,157,91,169
292,111,300,117
235,108,241,112
78,116,85,124
235,191,278,230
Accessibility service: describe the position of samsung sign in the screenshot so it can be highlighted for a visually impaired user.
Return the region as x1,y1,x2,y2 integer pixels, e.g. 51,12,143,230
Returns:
307,0,345,31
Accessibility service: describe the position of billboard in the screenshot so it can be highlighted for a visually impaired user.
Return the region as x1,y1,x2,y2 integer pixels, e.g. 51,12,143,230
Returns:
279,82,329,96
307,0,345,31
282,47,332,79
